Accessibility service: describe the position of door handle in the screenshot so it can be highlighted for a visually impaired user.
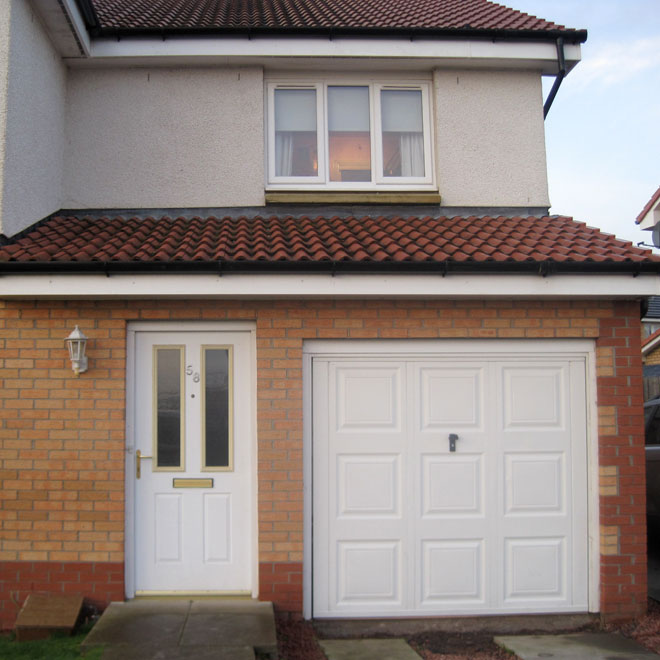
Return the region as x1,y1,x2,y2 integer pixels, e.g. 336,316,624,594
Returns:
449,433,459,452
136,449,153,479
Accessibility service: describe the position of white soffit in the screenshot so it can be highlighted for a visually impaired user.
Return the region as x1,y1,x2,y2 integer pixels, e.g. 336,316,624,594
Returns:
65,37,581,74
30,0,90,57
1,272,655,299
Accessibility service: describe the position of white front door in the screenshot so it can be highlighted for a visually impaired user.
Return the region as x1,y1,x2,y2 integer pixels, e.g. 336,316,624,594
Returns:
312,346,589,617
131,326,254,594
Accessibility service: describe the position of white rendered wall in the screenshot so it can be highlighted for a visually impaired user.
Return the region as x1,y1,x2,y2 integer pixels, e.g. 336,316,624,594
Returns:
433,69,550,208
63,67,265,209
0,1,11,227
0,0,66,237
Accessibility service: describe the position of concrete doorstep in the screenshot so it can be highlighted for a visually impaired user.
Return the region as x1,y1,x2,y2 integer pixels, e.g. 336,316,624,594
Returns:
81,599,278,660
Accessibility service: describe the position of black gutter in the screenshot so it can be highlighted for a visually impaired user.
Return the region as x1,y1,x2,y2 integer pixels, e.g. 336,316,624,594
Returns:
543,37,567,119
0,259,656,276
84,25,588,45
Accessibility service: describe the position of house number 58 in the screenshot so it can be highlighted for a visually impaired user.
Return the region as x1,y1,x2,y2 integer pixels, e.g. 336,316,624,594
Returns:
186,364,200,382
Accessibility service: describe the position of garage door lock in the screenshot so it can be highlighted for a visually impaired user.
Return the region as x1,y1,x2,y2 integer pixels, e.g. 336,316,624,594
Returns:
449,433,459,452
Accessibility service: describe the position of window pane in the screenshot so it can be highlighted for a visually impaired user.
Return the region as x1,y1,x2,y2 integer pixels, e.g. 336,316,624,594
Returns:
647,405,660,446
328,86,371,182
274,89,318,177
155,348,182,468
204,348,231,469
381,89,425,178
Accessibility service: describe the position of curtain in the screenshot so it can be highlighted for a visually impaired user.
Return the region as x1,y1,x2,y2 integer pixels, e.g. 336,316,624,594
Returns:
399,133,424,177
275,132,294,177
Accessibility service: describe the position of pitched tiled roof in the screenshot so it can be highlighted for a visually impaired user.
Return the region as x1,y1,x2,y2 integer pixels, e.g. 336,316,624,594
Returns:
636,186,660,224
643,328,660,350
84,0,586,39
0,214,657,274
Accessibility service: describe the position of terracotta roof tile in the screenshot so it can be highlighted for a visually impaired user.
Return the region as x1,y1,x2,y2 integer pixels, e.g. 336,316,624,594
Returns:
0,214,657,274
87,0,585,37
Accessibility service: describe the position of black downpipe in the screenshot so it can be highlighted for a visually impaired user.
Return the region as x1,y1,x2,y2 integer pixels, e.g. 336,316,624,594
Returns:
543,37,566,119
73,0,100,33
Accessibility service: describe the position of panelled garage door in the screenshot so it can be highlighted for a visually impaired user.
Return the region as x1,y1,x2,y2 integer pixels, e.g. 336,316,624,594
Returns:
312,344,589,617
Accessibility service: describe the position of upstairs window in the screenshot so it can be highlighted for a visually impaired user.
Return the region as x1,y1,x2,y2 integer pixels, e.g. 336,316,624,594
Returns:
267,80,434,189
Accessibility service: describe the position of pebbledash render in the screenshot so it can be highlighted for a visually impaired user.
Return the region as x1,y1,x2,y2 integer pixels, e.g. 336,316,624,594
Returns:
0,0,659,629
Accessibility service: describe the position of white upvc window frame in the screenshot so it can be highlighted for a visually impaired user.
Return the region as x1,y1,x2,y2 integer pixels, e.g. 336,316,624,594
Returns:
266,77,435,191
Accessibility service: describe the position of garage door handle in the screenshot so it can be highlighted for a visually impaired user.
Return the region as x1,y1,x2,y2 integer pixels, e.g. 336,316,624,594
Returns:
449,433,459,452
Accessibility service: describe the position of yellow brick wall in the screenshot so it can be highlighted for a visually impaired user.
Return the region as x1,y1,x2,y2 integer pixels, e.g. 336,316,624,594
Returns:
644,345,660,365
0,297,646,620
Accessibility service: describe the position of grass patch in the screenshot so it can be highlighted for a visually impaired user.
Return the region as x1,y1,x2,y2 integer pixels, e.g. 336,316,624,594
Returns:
0,622,103,660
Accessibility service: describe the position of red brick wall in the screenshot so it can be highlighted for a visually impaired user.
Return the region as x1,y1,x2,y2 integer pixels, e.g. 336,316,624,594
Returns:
0,561,124,625
0,298,646,627
596,306,647,621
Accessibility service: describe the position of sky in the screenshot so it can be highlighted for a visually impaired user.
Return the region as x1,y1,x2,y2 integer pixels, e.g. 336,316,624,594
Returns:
505,0,660,249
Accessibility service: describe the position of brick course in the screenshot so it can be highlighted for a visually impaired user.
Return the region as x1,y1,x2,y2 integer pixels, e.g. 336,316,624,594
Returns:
0,561,123,628
0,298,646,627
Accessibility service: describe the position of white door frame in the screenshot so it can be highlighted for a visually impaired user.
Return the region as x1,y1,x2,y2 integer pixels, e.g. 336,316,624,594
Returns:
125,321,258,599
302,338,600,618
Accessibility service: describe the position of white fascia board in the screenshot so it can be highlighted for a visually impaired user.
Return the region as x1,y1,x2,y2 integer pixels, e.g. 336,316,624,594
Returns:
0,272,655,299
643,334,660,356
75,36,581,74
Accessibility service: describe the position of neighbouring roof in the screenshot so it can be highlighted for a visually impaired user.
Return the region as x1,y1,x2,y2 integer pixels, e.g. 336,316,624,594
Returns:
643,328,660,356
636,186,660,224
0,214,657,275
79,0,587,41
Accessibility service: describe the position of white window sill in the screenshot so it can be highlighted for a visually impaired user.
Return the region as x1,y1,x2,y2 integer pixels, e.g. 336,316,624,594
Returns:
264,190,441,204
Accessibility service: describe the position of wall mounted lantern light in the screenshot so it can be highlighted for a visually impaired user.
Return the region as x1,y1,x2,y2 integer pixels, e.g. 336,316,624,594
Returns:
64,325,88,375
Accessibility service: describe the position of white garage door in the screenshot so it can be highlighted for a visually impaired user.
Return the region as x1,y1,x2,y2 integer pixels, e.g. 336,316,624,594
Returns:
312,344,589,617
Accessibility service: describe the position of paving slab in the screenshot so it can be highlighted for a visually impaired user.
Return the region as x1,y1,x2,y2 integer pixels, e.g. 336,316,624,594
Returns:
82,602,188,649
99,644,256,660
82,598,277,659
495,632,657,659
183,601,277,653
320,638,421,660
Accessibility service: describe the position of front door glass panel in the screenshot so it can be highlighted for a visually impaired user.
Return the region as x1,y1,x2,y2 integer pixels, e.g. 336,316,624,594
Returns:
203,346,233,470
154,346,184,468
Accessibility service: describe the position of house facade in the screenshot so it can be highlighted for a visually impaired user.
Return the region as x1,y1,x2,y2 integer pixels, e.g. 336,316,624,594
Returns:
0,0,658,628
